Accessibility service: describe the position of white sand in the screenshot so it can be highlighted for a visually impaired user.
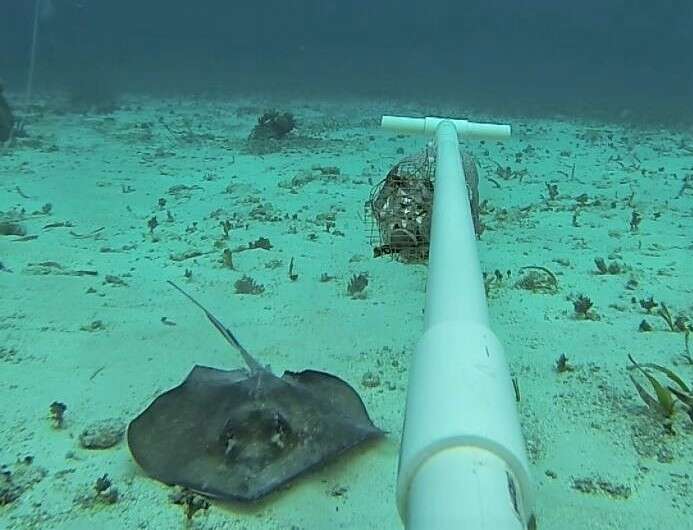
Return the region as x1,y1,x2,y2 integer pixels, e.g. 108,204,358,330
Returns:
1,94,691,529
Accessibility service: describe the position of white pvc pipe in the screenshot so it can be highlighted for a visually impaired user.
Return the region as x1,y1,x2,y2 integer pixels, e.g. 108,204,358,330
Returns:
381,115,511,140
388,118,534,530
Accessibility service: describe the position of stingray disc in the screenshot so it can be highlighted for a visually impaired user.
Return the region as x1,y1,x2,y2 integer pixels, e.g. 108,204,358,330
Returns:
128,365,383,501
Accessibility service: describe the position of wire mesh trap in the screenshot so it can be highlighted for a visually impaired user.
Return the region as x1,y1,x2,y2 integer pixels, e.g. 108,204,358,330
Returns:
365,145,483,262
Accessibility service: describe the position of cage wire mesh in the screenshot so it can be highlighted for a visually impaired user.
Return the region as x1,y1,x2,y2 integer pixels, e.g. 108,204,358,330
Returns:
365,144,482,263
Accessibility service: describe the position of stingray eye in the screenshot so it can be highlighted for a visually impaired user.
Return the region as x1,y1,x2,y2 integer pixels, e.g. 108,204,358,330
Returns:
219,422,238,457
223,436,237,457
272,412,290,435
219,420,234,441
268,412,295,450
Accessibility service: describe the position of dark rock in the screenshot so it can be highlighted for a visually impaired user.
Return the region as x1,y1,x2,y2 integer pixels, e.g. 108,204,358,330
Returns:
79,419,125,449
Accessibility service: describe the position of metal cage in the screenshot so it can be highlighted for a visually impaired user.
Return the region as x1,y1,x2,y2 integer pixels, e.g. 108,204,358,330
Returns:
366,146,482,262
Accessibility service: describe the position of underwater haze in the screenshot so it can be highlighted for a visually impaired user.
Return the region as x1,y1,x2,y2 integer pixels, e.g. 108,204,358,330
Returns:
0,0,692,121
1,1,692,530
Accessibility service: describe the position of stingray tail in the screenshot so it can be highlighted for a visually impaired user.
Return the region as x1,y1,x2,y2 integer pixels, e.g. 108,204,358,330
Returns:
166,281,264,374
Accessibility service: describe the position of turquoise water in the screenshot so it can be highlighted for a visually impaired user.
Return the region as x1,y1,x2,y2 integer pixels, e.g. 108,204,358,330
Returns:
1,2,691,530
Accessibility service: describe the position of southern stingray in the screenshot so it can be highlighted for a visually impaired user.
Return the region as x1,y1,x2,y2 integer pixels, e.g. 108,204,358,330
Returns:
127,281,383,502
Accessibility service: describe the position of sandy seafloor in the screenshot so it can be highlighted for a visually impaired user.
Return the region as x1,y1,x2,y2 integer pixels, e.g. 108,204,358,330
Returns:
0,93,691,530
